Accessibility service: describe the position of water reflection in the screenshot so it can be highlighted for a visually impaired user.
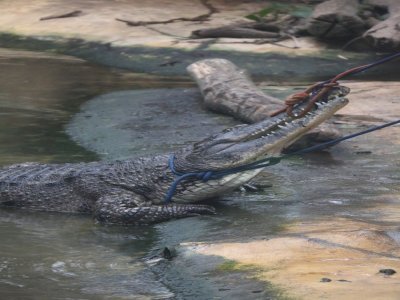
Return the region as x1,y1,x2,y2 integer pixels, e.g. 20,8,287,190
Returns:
0,48,192,165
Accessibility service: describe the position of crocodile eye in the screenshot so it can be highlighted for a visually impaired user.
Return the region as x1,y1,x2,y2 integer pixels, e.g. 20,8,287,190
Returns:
222,128,233,133
222,124,246,133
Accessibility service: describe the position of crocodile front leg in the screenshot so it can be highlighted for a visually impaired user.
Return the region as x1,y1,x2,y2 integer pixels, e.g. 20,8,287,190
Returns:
94,191,216,225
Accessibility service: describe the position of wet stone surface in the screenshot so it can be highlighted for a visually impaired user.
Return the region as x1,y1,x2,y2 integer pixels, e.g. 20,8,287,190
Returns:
67,88,237,160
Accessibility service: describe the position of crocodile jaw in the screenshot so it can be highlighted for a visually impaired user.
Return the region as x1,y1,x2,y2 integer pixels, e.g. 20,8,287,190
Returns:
174,91,349,172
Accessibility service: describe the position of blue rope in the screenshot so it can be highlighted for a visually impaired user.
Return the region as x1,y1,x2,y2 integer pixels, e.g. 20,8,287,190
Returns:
164,119,400,203
165,154,282,203
350,52,400,75
292,119,400,154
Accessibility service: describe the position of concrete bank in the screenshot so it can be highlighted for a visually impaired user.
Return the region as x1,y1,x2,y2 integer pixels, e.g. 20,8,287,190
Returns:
0,0,399,80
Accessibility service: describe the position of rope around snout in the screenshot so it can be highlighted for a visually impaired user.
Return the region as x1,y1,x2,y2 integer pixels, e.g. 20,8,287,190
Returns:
270,52,400,118
164,52,400,203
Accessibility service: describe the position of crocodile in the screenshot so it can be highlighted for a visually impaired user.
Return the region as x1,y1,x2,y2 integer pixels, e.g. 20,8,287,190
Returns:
0,86,349,225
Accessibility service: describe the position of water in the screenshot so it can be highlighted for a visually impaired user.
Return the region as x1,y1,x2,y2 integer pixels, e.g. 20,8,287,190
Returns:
0,48,192,165
0,49,185,299
0,48,269,300
0,210,170,300
0,48,399,299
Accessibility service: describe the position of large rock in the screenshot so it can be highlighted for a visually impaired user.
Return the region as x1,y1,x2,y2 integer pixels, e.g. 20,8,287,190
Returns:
307,0,366,39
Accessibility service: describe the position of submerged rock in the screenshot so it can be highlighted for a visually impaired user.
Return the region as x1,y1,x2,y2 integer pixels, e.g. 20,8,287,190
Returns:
67,88,236,160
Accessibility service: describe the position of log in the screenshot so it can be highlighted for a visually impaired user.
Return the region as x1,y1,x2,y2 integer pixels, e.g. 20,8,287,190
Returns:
307,0,366,39
187,59,341,150
191,23,281,39
187,59,283,123
191,27,280,39
40,10,82,21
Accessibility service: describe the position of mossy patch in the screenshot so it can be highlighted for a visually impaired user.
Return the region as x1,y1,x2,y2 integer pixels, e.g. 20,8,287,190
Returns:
216,259,242,272
215,259,294,299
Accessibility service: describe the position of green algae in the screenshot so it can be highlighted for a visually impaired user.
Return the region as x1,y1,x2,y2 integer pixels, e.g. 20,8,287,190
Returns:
215,259,294,300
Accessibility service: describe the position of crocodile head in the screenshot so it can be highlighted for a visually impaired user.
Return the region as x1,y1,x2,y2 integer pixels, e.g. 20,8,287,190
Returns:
174,85,349,173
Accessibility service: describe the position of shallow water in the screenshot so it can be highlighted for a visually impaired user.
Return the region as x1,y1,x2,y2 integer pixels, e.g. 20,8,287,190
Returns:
0,49,188,299
0,48,192,165
0,49,271,299
0,209,171,300
0,48,399,299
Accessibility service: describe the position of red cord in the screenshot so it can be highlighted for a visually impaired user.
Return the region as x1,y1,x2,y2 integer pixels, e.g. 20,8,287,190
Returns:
270,63,372,118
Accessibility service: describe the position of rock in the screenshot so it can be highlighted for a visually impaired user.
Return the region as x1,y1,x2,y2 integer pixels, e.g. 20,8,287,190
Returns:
67,88,236,160
307,0,366,39
162,247,177,260
364,14,400,51
379,268,396,275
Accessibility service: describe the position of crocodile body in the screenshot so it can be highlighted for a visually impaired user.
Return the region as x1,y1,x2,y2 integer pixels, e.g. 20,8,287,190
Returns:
0,86,350,224
0,156,218,224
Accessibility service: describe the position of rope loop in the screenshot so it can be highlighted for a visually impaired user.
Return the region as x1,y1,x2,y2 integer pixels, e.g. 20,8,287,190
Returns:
283,82,339,118
284,92,309,106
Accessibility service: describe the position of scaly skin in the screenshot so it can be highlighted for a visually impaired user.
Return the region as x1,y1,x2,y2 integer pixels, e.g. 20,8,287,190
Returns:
0,86,349,224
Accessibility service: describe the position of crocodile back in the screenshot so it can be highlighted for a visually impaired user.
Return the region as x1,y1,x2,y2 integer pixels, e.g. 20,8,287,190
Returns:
0,162,92,212
0,163,78,184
